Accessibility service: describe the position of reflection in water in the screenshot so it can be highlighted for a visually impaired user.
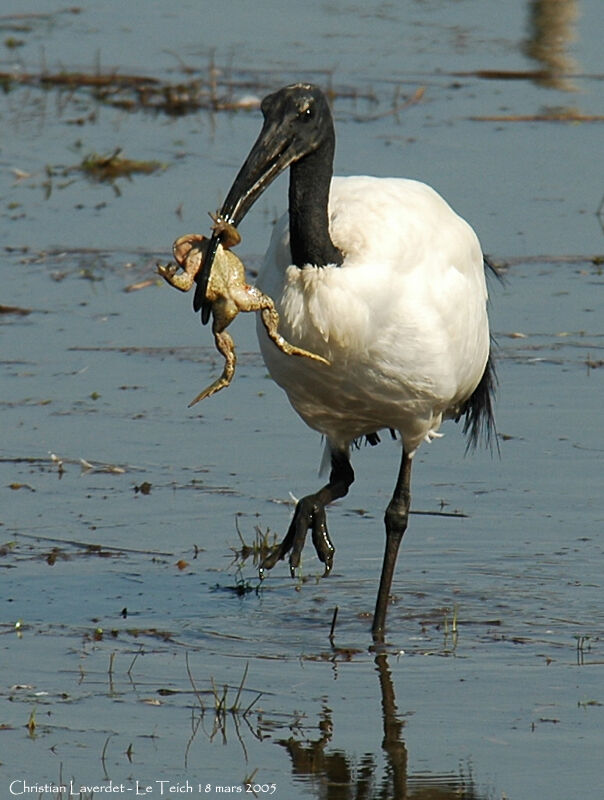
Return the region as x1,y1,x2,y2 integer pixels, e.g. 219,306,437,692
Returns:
277,655,487,799
525,0,580,91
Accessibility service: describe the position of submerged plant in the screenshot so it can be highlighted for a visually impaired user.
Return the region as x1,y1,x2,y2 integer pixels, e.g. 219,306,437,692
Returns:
77,148,166,182
231,518,278,568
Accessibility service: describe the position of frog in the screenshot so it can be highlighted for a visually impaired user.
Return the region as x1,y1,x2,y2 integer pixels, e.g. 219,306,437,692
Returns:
157,229,330,407
157,212,241,292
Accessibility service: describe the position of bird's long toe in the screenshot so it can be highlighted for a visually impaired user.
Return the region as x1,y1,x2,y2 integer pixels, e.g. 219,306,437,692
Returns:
259,494,335,578
287,496,316,575
311,514,335,576
259,523,297,576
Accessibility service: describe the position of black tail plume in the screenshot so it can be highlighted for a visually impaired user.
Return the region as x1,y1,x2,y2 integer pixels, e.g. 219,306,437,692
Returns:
460,351,498,453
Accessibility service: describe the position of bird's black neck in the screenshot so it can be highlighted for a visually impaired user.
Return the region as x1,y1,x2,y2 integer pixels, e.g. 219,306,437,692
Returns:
288,142,343,269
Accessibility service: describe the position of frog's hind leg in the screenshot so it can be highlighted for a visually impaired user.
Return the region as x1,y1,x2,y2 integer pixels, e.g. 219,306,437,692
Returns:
259,304,330,366
188,330,236,407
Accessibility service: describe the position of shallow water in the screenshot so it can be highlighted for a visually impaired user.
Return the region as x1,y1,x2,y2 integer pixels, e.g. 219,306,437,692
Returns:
1,2,603,799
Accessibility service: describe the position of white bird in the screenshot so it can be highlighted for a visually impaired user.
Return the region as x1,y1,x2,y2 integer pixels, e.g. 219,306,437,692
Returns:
193,83,496,644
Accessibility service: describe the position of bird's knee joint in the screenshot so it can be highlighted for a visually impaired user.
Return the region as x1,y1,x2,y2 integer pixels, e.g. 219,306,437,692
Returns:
384,502,409,536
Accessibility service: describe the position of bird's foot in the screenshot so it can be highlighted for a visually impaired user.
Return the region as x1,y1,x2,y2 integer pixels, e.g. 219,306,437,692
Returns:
260,495,335,579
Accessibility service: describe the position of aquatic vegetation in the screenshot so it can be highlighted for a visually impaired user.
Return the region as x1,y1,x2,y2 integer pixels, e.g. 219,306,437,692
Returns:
77,148,166,182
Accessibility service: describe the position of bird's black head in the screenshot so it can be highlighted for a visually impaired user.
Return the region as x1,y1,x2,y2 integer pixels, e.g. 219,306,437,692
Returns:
260,83,334,152
220,83,335,226
194,83,336,319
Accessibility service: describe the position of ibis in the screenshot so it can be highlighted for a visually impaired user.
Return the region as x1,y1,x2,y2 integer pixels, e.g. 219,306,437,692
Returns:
193,83,496,643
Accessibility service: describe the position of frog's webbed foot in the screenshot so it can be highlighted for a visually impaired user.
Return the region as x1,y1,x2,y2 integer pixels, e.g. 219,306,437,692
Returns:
188,329,236,407
259,305,330,366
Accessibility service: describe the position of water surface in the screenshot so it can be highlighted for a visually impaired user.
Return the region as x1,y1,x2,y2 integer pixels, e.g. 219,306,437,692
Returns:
1,2,603,799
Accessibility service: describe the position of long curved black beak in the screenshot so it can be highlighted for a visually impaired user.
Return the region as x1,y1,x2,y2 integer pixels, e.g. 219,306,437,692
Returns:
193,116,300,323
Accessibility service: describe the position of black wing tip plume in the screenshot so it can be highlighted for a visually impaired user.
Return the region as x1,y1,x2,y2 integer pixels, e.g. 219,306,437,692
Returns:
460,255,501,453
461,351,499,454
484,254,505,285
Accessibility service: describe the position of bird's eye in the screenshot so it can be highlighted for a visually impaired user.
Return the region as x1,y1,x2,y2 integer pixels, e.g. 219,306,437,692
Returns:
298,100,313,121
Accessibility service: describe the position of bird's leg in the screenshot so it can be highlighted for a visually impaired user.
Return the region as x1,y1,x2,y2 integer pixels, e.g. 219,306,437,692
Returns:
372,447,412,643
260,449,354,578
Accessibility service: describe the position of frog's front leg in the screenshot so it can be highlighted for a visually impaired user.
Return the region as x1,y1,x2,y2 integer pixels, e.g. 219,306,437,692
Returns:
157,261,196,292
188,328,236,407
157,234,207,292
256,295,331,366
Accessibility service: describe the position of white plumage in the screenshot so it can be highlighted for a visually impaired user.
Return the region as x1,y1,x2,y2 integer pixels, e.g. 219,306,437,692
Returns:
257,176,490,455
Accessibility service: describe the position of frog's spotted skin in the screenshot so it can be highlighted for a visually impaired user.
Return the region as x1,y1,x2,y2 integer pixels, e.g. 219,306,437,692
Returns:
157,233,329,405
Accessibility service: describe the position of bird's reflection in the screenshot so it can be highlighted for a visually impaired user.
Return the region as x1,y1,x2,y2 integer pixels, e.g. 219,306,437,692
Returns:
275,654,486,800
525,0,580,91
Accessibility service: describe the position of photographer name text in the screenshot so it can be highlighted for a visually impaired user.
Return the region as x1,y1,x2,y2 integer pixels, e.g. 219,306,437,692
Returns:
9,780,277,796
